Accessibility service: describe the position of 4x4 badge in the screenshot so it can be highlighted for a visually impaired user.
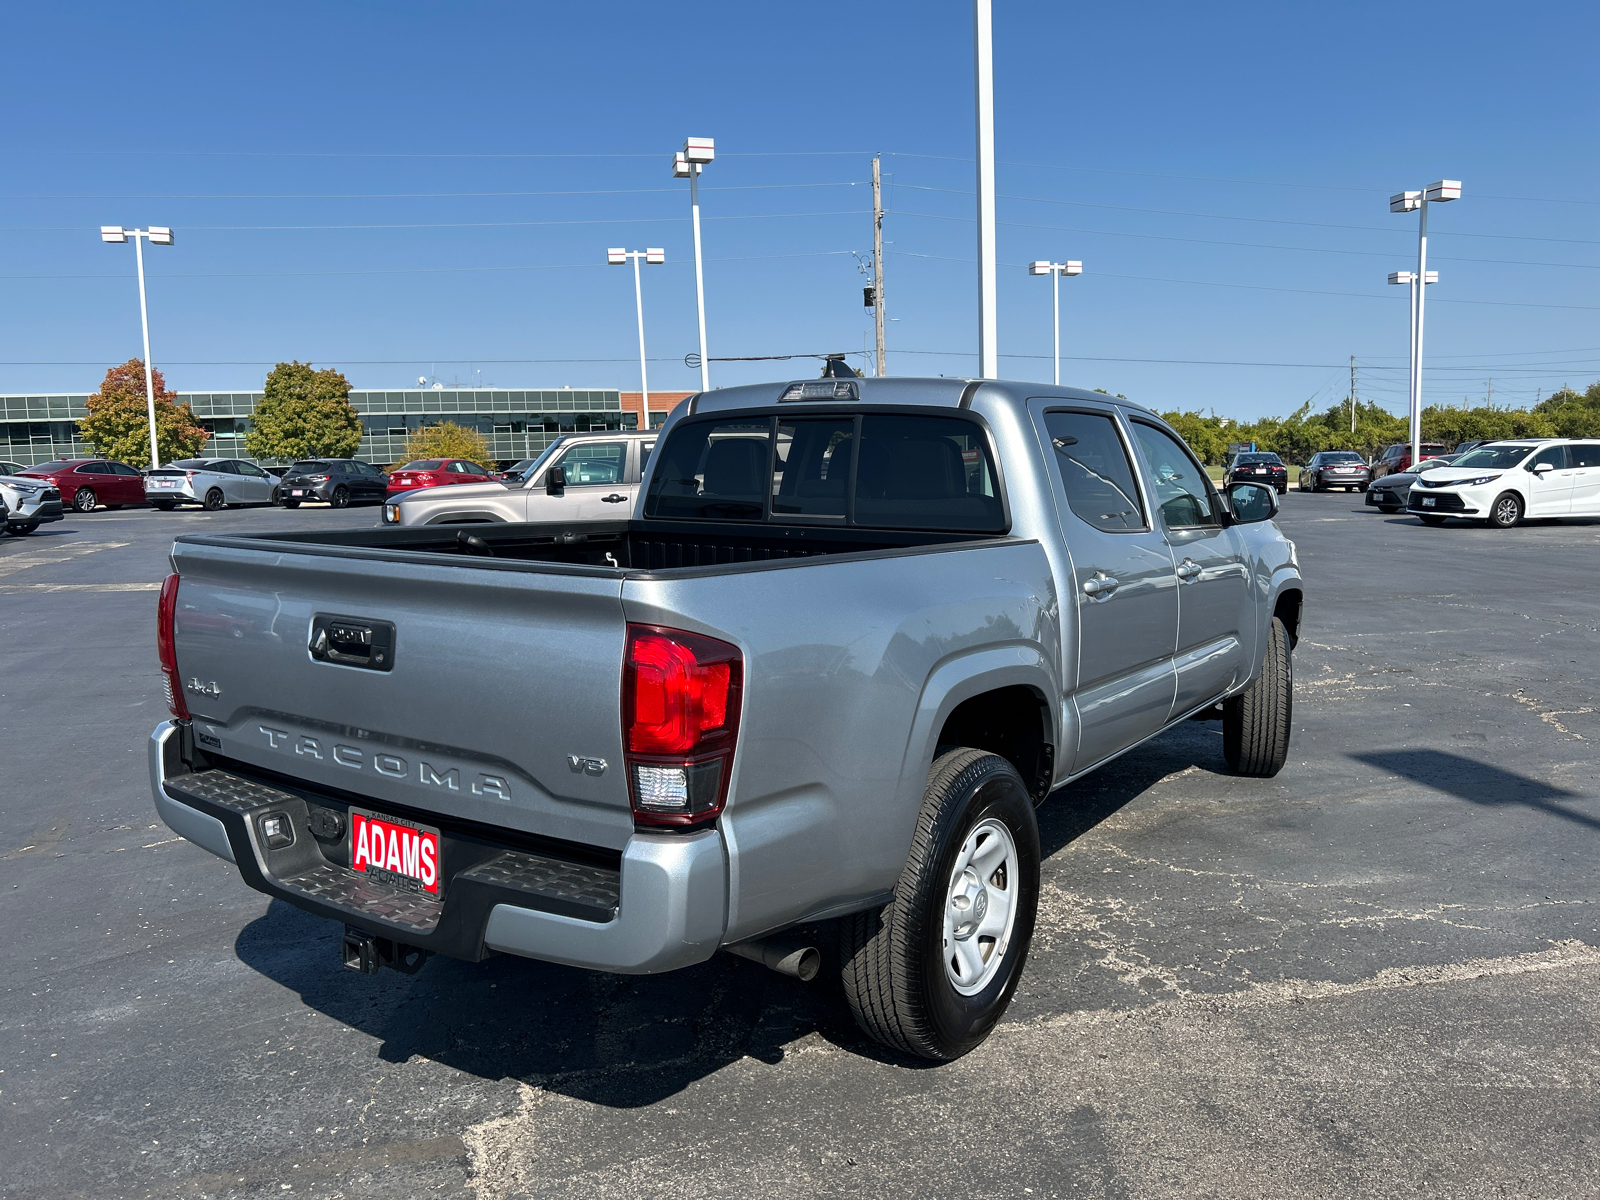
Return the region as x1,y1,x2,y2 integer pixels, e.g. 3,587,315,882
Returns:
186,678,222,698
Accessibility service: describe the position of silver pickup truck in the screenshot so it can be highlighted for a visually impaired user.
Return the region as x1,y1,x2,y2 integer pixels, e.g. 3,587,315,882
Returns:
149,377,1301,1060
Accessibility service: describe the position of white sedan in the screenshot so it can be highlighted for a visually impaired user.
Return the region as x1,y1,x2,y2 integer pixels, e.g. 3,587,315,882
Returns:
1407,439,1600,527
144,458,280,511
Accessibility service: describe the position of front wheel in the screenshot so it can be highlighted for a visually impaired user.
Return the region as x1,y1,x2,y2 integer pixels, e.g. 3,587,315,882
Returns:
73,488,96,513
1418,514,1447,526
329,486,350,509
840,749,1039,1061
1487,492,1523,528
6,521,38,535
1223,615,1292,777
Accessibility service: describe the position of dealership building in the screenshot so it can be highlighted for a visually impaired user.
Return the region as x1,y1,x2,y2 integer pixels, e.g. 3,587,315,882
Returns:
0,387,688,468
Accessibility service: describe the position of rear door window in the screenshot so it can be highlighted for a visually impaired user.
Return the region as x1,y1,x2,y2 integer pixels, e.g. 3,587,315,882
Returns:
773,417,855,520
646,421,770,520
1569,444,1600,469
1042,411,1145,532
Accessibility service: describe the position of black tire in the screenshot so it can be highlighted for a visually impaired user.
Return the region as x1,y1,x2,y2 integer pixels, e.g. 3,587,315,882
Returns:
1223,615,1292,777
282,499,301,509
1418,514,1447,526
269,488,279,506
203,488,225,511
7,521,38,535
1298,477,1310,493
73,488,96,513
839,749,1040,1061
330,486,350,509
152,501,176,511
1378,503,1402,513
1487,492,1522,529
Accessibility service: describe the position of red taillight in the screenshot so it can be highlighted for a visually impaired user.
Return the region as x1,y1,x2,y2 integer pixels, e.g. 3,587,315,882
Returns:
622,624,742,826
157,572,190,720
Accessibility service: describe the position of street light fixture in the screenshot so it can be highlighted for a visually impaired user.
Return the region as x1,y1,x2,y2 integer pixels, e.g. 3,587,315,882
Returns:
608,247,666,423
100,225,174,468
1390,180,1460,469
1027,259,1083,386
673,137,714,392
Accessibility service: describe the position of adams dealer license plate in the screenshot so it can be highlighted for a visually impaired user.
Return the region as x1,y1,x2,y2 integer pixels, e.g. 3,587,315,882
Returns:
349,808,441,894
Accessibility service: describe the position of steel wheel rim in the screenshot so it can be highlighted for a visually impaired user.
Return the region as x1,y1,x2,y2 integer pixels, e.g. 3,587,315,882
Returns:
942,817,1019,996
1496,497,1518,525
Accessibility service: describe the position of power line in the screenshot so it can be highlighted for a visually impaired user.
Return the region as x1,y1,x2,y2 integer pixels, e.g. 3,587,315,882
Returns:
893,182,1600,247
0,181,866,201
889,207,1600,271
9,209,871,233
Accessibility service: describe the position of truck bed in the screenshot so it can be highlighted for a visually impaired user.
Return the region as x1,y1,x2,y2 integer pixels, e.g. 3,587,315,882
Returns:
180,518,1010,575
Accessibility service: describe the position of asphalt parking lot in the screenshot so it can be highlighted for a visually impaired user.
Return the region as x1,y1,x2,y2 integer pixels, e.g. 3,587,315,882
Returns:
3,495,1598,1199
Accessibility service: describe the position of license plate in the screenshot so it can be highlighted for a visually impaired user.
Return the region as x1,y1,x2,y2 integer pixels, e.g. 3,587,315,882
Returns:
152,479,178,488
290,489,308,497
1422,497,1436,507
349,808,441,894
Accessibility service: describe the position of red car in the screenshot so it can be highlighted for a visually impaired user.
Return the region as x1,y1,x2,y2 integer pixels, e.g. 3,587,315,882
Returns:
385,459,499,497
18,458,146,512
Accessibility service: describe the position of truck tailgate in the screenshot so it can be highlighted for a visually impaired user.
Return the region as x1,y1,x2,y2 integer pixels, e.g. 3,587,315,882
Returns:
169,540,635,851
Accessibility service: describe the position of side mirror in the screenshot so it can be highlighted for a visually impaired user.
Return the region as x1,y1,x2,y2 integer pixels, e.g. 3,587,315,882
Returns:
1225,480,1278,524
1532,462,1555,474
546,465,566,495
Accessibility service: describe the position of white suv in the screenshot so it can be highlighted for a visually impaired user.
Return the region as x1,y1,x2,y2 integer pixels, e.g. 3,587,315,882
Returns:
1407,439,1600,527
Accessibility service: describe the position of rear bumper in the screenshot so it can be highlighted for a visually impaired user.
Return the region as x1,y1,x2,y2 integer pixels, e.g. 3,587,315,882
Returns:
145,485,198,503
147,721,727,973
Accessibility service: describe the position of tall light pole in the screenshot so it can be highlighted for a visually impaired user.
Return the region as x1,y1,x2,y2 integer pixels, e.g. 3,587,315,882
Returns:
974,0,997,378
1390,181,1460,467
1027,259,1083,386
674,137,714,392
100,225,174,468
608,247,665,422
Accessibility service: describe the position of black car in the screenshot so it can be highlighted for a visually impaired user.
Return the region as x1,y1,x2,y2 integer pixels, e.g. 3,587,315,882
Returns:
1224,452,1288,494
277,459,389,508
1297,451,1372,493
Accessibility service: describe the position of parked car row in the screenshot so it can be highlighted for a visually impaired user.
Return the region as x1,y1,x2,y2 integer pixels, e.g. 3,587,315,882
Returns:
0,453,512,525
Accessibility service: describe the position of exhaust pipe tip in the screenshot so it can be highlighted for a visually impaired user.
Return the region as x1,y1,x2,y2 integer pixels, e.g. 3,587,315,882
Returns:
727,933,822,982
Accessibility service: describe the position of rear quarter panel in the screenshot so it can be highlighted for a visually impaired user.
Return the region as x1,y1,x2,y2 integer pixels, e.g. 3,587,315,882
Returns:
622,539,1060,941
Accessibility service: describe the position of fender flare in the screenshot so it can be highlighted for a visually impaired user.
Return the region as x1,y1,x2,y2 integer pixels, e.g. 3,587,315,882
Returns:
895,643,1061,818
424,511,507,525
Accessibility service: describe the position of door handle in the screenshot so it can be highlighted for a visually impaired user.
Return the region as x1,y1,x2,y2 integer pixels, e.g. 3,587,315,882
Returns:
1175,558,1203,581
601,493,630,503
1082,572,1120,598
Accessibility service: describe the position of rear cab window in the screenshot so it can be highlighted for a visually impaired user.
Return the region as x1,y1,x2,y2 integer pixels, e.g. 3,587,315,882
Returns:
644,410,1005,532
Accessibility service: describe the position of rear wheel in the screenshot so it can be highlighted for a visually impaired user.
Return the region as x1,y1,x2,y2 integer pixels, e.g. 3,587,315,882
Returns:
152,501,176,511
73,488,96,513
269,488,279,506
1224,615,1292,777
203,488,225,511
330,486,350,509
840,748,1039,1061
281,499,301,509
1487,492,1522,529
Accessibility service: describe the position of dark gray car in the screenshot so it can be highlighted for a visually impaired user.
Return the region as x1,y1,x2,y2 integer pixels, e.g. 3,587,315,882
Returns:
1365,453,1459,511
277,459,388,508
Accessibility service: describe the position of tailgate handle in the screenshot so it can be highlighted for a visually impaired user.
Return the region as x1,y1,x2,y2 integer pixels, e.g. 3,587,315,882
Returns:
309,614,396,672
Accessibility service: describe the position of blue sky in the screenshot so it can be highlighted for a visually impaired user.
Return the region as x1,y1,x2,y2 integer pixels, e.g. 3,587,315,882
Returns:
4,1,1596,418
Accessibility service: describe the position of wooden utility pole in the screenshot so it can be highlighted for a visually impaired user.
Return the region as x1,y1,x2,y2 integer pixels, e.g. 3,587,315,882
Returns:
872,155,886,376
1349,354,1357,433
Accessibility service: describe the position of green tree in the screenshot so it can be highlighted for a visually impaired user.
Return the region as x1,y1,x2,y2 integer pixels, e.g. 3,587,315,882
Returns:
1532,383,1600,438
1160,410,1230,464
393,421,493,469
78,359,210,467
244,361,363,461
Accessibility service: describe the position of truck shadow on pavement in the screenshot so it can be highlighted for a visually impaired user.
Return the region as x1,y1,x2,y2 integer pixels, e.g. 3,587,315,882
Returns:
232,722,1232,1103
1351,748,1595,830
